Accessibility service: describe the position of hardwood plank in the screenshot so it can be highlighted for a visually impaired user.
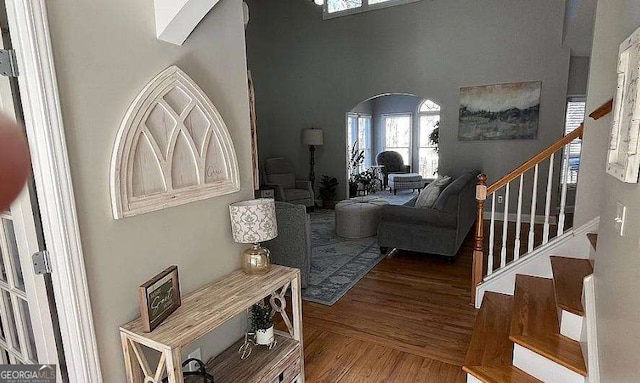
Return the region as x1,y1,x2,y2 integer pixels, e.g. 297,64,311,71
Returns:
550,256,593,316
509,275,586,376
462,366,542,383
510,275,560,337
465,292,514,367
300,227,479,382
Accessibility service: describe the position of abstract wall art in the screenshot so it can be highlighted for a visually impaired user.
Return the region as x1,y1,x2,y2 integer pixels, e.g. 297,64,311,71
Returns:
459,81,542,141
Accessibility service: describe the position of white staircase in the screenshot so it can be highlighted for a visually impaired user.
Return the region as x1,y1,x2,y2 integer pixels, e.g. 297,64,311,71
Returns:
464,223,599,383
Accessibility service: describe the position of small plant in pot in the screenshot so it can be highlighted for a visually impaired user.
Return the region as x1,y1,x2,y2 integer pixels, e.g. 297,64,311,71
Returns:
319,175,339,209
250,302,274,346
348,141,365,197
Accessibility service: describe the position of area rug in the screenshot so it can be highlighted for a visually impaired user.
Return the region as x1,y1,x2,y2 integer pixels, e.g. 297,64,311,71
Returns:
302,209,385,306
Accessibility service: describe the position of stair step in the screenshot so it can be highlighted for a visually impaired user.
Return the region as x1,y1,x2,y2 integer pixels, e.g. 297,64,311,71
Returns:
550,256,593,316
510,275,587,377
464,292,541,383
586,233,598,250
463,366,543,383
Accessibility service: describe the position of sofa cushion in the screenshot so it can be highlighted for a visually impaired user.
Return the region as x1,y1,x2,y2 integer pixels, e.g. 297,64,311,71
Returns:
433,171,478,212
415,175,451,208
284,188,312,201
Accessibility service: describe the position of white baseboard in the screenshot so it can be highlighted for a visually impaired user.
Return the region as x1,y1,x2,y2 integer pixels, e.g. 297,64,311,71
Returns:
475,216,599,308
513,343,586,383
466,374,483,383
583,274,600,383
483,212,557,225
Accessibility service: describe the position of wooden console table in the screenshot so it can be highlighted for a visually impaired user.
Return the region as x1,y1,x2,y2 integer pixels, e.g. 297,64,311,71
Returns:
119,265,304,383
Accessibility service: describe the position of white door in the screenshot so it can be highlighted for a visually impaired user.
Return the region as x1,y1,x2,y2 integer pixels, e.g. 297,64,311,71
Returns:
0,23,61,373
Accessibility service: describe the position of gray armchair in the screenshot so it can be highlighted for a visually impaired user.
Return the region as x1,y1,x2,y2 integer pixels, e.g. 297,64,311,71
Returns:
265,202,311,288
264,158,314,208
376,151,411,188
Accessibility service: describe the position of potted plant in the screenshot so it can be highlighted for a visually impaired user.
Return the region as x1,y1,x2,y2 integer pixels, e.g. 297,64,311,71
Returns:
319,175,339,209
250,303,274,346
348,141,365,197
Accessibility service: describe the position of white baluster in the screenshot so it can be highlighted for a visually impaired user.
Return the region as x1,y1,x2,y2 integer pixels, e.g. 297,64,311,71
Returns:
487,193,496,275
543,153,555,244
500,183,510,268
528,164,539,252
514,174,524,261
558,147,570,236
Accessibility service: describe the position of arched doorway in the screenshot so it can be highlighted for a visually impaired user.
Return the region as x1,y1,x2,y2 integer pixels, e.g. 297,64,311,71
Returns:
346,94,441,199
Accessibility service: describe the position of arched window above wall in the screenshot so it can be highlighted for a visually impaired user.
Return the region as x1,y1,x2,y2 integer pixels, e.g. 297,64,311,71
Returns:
418,99,440,178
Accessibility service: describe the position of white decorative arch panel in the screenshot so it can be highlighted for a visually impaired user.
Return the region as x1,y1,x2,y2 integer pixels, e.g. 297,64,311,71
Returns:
111,66,240,219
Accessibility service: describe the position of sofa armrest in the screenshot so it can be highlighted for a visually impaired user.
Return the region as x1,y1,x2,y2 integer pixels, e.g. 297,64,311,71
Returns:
264,184,285,201
380,205,456,228
295,180,312,190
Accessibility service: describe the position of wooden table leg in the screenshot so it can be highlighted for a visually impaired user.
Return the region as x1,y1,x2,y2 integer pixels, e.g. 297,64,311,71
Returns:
291,273,305,383
164,347,184,383
121,333,144,383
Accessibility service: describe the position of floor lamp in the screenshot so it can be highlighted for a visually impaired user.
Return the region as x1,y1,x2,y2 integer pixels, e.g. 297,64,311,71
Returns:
302,128,324,191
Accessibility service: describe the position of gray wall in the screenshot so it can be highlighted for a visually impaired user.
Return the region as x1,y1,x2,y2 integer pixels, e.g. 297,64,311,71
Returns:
568,56,590,96
574,1,640,381
46,0,252,381
246,0,571,200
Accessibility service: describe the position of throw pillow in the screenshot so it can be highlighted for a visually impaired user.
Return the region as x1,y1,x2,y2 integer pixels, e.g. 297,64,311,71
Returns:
415,175,452,208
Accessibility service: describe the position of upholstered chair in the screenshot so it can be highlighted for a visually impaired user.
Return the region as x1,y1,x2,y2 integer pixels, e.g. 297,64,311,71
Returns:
265,202,311,288
263,157,315,208
376,151,411,188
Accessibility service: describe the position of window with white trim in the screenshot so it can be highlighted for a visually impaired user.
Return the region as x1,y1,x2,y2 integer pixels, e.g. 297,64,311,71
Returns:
418,100,440,178
347,113,372,172
383,114,412,166
325,0,420,19
562,98,586,185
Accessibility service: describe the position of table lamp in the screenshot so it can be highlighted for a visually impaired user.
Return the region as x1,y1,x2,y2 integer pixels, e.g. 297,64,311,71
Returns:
302,128,324,190
229,199,278,275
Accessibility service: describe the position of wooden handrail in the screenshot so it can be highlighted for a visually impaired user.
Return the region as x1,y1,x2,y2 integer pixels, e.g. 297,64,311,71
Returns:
589,99,613,120
470,98,614,306
486,124,584,194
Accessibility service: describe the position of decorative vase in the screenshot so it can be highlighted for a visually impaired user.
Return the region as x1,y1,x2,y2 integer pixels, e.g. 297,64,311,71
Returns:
255,325,274,345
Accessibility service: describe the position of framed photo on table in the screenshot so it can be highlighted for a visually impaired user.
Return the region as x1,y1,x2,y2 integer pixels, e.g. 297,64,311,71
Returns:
139,265,181,332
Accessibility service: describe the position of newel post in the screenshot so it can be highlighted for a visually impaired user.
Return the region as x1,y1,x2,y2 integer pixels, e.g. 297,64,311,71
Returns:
472,174,487,307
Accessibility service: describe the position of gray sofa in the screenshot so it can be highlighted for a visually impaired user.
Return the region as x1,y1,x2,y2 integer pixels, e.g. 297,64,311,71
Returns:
377,171,480,260
264,201,311,288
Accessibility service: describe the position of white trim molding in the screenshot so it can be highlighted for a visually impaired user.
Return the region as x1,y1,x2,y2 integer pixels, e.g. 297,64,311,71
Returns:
5,1,103,382
155,0,222,45
583,274,600,383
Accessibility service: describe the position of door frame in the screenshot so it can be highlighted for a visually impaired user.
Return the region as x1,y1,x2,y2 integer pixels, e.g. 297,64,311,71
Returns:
4,1,102,382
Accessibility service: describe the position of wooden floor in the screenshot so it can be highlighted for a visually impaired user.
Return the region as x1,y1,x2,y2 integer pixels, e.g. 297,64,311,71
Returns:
297,231,479,383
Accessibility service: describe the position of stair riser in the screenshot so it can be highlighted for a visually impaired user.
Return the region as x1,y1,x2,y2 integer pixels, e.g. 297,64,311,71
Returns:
513,344,586,383
466,374,483,383
560,309,584,342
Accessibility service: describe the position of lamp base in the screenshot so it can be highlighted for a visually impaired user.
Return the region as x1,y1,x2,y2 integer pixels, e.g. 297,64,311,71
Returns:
242,243,271,275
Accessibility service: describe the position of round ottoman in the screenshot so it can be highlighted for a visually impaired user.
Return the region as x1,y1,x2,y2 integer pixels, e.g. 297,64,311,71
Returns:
335,196,389,239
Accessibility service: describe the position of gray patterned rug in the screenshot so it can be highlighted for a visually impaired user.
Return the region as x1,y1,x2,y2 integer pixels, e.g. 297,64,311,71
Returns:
301,190,415,306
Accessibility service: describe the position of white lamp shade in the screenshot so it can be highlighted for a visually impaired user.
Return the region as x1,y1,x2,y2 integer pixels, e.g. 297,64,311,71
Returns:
302,128,324,146
229,199,278,244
